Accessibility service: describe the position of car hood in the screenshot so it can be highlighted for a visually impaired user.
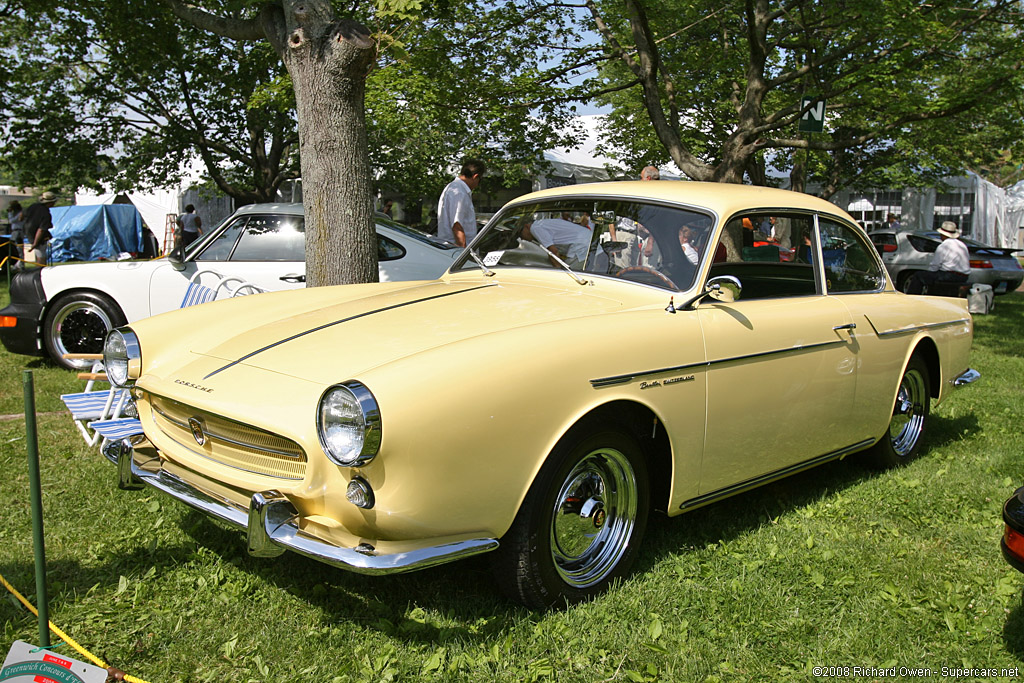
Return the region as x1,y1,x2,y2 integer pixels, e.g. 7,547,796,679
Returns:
161,277,627,385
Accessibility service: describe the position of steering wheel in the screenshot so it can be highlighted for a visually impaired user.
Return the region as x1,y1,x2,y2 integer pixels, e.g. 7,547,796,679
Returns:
614,266,678,290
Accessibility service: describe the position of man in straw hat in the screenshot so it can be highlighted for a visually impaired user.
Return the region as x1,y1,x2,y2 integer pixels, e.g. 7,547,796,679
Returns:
906,220,970,295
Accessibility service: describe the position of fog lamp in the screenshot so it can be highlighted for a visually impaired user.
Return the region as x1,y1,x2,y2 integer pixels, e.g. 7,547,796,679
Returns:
346,477,375,509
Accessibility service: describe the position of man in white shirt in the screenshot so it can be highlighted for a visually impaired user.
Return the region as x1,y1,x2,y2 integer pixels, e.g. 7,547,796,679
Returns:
522,216,593,266
906,221,970,295
436,159,486,247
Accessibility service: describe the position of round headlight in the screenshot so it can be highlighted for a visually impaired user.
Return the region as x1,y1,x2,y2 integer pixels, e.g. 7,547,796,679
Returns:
103,328,140,387
317,382,381,467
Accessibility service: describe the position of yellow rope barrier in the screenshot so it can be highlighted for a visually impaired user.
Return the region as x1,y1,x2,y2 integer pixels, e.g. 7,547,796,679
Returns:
0,570,153,683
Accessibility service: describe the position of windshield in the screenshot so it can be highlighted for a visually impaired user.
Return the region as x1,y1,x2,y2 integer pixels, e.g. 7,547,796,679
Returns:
456,197,715,291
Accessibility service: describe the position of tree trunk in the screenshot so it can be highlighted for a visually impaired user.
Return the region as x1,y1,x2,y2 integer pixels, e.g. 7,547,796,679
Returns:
789,151,806,194
161,0,380,287
279,15,377,287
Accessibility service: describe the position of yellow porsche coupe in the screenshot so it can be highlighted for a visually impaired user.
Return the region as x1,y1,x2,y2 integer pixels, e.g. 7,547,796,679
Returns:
101,182,978,609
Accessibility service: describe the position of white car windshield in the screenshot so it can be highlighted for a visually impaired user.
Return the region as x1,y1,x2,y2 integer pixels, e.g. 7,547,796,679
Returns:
457,197,715,291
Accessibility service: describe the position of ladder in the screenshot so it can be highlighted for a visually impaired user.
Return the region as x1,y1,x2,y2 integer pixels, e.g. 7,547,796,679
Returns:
163,214,178,255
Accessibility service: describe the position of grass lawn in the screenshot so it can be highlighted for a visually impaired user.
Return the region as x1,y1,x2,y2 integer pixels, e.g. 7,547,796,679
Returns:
1,280,1024,682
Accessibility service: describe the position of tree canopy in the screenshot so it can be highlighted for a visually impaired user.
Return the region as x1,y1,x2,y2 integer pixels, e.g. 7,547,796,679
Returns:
1,1,300,203
4,0,1024,286
582,0,1024,193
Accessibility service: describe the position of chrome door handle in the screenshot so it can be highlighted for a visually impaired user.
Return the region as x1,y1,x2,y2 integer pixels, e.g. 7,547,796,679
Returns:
833,323,857,331
280,274,306,283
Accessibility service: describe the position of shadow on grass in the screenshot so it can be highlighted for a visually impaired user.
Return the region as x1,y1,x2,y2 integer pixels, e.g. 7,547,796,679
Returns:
1002,594,1024,662
86,412,971,636
0,407,985,654
0,412,985,652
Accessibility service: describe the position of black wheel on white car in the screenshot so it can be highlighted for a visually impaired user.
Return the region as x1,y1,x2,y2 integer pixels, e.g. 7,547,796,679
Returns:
43,292,126,370
492,425,649,609
898,272,918,294
866,356,931,468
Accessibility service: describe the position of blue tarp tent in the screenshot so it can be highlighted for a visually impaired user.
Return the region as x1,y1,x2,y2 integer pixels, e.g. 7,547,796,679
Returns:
49,204,144,263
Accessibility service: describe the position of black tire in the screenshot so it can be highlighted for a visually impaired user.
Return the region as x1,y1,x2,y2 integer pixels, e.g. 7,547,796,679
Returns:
43,292,126,370
897,271,916,294
491,425,649,609
866,356,931,468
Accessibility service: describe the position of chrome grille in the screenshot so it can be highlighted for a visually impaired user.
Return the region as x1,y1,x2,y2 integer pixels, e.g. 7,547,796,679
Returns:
148,394,306,480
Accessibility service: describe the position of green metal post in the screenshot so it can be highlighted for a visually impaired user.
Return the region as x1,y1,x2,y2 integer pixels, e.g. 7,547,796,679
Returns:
23,370,50,648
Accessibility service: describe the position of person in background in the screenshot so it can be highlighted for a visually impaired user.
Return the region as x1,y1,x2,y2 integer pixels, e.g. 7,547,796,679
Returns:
522,216,593,266
177,204,203,250
640,165,660,181
886,213,901,231
437,159,486,247
678,225,699,265
6,201,24,256
905,221,969,295
24,191,57,266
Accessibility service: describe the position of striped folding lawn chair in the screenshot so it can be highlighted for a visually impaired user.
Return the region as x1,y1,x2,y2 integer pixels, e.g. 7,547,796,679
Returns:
88,417,144,442
60,359,132,446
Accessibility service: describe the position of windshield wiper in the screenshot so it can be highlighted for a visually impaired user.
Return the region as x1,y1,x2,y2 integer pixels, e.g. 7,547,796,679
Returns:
467,249,495,277
528,240,590,286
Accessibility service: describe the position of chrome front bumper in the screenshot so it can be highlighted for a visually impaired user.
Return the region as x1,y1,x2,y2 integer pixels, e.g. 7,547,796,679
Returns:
102,438,498,575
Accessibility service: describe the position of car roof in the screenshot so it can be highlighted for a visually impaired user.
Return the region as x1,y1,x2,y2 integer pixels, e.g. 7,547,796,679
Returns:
222,202,457,250
231,202,304,217
515,181,857,223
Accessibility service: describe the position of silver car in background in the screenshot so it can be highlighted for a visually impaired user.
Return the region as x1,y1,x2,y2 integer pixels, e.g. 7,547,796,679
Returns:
869,229,1023,294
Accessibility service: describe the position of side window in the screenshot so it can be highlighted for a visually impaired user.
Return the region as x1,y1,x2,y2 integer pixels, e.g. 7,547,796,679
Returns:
819,219,886,293
870,233,897,254
194,217,246,261
229,215,305,262
378,234,406,261
907,234,938,253
706,213,818,299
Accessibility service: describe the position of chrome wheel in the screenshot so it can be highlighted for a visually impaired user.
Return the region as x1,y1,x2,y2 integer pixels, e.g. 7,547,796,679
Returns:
492,426,649,609
550,447,639,589
888,366,928,457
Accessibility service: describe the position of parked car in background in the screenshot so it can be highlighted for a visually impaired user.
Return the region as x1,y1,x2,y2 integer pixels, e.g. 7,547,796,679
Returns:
0,204,460,369
1002,486,1024,573
100,181,977,608
869,229,1023,294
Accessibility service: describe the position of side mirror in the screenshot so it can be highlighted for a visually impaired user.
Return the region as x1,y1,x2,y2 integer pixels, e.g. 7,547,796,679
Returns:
706,275,741,303
167,243,186,271
677,275,742,311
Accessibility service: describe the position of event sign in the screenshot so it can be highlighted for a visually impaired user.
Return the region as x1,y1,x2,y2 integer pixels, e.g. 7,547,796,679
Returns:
0,641,106,683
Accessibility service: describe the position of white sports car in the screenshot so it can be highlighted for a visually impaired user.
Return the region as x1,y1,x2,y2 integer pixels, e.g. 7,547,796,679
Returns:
0,203,459,369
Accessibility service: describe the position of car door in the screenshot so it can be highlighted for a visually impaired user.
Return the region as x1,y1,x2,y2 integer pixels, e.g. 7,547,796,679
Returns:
817,217,905,441
148,212,306,316
696,212,860,494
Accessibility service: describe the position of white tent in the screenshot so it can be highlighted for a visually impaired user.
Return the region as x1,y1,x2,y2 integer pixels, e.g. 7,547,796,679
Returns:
540,115,681,187
74,189,179,240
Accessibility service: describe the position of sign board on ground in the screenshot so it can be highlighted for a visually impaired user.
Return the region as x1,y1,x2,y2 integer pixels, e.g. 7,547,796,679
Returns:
0,641,107,683
799,96,826,133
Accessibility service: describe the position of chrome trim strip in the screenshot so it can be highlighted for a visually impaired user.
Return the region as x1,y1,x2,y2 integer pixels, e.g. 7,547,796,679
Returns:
952,368,980,387
591,338,848,388
677,439,875,511
102,439,500,575
867,317,971,338
204,284,497,379
152,403,301,459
